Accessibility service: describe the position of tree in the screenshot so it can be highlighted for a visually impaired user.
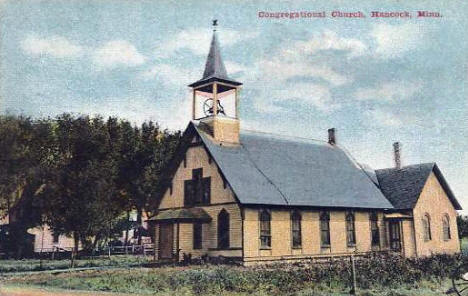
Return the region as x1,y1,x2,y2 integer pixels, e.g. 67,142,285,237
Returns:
0,116,54,257
40,115,123,254
457,214,468,239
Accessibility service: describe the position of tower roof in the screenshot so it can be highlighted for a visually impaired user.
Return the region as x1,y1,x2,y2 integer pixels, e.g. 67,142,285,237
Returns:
189,26,242,89
202,31,228,80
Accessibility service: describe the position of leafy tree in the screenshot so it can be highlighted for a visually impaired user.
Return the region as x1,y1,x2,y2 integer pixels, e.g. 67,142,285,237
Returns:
0,113,181,257
457,214,468,239
0,116,54,257
40,115,122,254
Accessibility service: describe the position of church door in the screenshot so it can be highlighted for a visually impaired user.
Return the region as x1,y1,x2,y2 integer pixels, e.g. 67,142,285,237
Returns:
159,223,174,259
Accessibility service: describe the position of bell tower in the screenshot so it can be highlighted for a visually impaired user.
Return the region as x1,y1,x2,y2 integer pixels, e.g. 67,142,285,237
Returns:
188,20,242,144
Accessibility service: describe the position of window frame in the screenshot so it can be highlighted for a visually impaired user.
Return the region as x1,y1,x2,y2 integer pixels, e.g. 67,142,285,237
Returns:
218,209,230,249
346,212,356,247
184,168,211,206
320,211,331,248
259,210,271,249
193,222,203,250
442,214,451,241
422,213,432,241
291,210,302,249
369,212,380,247
52,232,59,244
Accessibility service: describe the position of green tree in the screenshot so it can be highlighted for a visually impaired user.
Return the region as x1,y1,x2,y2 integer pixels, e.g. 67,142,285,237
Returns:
0,116,54,257
457,214,468,239
41,115,123,254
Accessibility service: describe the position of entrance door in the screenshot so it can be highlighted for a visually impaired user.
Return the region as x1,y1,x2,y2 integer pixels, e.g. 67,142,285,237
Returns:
159,223,174,259
389,221,401,251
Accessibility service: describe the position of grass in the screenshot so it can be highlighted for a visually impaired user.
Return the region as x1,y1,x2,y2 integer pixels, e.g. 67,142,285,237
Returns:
0,253,464,295
0,255,152,273
0,264,457,295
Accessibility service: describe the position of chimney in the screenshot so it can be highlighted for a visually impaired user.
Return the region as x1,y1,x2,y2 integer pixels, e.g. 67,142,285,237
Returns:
328,128,336,145
393,142,401,169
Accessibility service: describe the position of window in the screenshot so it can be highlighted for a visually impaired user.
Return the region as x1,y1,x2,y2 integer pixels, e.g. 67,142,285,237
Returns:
218,209,230,249
369,212,380,247
291,211,302,248
422,214,432,241
346,212,356,246
52,232,59,244
184,168,211,206
259,210,271,248
193,223,202,249
443,214,451,241
320,212,330,247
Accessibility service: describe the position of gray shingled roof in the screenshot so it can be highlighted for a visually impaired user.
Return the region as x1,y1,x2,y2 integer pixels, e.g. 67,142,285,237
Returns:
375,163,462,210
194,124,393,209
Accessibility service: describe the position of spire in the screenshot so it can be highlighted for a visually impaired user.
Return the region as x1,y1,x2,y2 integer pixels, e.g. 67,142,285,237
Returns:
202,21,229,80
188,20,242,88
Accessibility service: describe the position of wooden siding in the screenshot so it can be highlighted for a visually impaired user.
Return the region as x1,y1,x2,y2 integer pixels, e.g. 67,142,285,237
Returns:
243,208,388,264
412,172,460,256
154,138,242,261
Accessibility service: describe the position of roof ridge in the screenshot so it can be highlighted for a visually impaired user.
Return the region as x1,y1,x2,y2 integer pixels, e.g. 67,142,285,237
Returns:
375,162,436,172
240,128,330,145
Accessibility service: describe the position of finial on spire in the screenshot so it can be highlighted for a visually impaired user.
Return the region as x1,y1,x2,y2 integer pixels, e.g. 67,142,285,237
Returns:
212,19,218,31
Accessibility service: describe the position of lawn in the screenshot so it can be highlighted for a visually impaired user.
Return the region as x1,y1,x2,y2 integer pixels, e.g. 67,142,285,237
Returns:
0,255,152,273
0,253,462,296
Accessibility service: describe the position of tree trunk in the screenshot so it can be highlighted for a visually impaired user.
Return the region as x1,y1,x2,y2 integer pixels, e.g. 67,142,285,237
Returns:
137,207,142,245
71,232,79,268
124,210,130,246
91,233,100,256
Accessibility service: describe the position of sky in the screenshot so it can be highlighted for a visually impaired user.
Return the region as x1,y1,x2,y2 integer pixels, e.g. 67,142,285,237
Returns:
0,0,467,210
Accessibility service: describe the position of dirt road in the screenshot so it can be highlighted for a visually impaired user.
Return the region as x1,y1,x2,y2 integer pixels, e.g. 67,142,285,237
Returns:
0,286,137,296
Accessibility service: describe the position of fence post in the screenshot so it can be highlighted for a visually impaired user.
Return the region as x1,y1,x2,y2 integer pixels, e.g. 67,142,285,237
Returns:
70,247,75,268
350,255,357,295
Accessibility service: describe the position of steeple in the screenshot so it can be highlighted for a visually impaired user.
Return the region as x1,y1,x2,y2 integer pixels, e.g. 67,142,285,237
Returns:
201,29,229,81
188,20,242,144
189,20,241,89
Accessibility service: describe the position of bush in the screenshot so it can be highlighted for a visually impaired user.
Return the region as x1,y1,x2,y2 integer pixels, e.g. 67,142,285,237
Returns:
3,253,464,295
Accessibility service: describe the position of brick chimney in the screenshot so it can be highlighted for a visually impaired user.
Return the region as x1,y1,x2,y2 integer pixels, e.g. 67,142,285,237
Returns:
393,142,401,169
328,128,336,145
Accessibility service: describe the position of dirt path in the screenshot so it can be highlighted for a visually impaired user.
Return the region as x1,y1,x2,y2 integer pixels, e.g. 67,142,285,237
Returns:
0,286,139,296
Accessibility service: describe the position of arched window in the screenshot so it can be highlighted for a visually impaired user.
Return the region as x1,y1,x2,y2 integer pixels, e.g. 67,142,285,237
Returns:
320,212,330,247
422,214,432,241
346,212,356,246
259,210,271,248
291,211,302,248
369,212,380,247
443,214,451,241
218,209,230,249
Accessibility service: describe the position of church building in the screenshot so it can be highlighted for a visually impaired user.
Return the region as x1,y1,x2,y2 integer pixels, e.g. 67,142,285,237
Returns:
149,24,462,265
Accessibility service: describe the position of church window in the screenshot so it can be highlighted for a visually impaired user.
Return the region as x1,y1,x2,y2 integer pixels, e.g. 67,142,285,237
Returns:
346,212,356,246
193,223,202,249
259,210,271,248
291,211,302,248
184,168,211,206
320,212,331,247
443,214,451,240
370,212,380,246
218,209,230,249
422,214,432,241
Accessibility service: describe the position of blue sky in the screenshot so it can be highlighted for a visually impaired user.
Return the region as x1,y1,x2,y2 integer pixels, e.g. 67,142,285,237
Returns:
1,0,467,210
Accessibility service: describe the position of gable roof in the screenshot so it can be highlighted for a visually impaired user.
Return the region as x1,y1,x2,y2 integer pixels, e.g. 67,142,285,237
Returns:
185,122,393,209
375,163,462,210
